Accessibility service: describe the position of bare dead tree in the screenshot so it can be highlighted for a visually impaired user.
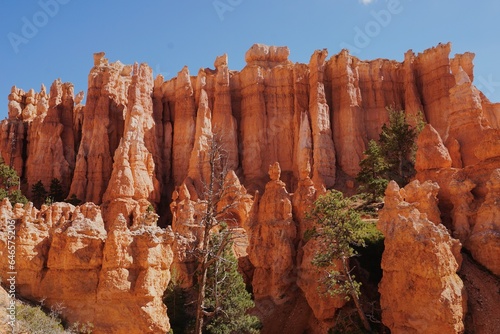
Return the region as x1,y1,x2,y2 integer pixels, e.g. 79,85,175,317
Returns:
192,136,259,334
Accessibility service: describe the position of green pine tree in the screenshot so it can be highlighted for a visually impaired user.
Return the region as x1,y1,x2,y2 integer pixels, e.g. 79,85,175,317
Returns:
32,180,48,208
307,190,371,332
0,162,21,190
204,230,261,334
356,140,389,202
379,109,418,185
0,159,28,205
356,108,422,197
65,194,82,206
6,189,28,205
48,178,65,203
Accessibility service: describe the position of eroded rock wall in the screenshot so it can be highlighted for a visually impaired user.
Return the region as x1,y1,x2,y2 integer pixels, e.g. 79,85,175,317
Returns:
0,200,173,334
4,43,499,207
378,181,466,334
414,59,500,275
1,43,500,333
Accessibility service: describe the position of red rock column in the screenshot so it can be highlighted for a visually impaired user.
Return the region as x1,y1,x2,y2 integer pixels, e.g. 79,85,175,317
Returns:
70,53,130,204
212,54,239,171
309,50,336,187
247,162,297,304
172,66,196,186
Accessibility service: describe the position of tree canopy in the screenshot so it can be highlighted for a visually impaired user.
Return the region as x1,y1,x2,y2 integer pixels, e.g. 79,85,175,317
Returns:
31,180,48,208
356,109,422,200
48,178,65,203
204,231,261,334
0,158,27,205
307,190,371,331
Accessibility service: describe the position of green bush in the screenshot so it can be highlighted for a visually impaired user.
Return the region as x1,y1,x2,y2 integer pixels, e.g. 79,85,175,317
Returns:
16,302,65,333
14,301,93,333
355,222,385,285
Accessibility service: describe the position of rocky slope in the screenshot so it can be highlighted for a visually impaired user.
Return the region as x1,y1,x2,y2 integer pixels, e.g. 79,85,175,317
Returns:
0,43,499,333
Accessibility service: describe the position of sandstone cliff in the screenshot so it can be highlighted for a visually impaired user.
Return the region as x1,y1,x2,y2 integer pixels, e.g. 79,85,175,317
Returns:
0,200,173,334
414,58,500,276
70,53,131,204
3,42,498,207
1,42,499,333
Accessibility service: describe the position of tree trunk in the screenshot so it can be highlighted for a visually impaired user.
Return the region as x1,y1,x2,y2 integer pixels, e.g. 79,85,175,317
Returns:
194,260,208,334
342,257,371,332
195,225,212,334
398,151,403,182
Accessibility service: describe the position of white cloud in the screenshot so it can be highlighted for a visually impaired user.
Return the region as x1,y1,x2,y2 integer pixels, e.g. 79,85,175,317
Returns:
359,0,375,5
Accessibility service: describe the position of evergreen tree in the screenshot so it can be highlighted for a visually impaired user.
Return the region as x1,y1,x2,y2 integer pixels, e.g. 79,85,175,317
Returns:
204,230,261,334
307,190,371,332
48,178,65,203
164,270,192,334
192,137,260,334
6,189,28,205
65,194,82,206
0,159,28,205
356,109,422,197
379,109,418,185
32,180,48,208
356,140,389,202
0,162,21,190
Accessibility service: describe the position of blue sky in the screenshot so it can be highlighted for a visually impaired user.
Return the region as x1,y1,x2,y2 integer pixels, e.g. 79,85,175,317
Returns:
1,0,500,119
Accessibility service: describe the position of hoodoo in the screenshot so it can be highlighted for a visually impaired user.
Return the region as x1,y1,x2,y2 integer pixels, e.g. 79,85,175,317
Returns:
1,43,499,333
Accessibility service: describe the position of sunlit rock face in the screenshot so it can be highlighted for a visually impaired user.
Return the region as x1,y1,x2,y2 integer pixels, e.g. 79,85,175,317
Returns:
1,42,500,333
0,201,174,334
378,181,466,334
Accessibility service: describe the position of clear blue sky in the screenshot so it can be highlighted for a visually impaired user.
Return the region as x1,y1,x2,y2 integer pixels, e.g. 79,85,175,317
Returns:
1,0,500,119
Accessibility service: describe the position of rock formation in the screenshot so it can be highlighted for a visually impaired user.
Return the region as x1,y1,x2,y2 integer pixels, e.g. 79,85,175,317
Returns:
172,66,196,186
238,45,298,191
1,43,499,205
0,200,174,334
169,182,202,288
467,169,500,275
296,236,345,329
102,62,160,227
413,54,500,276
247,162,297,304
327,50,366,178
70,53,131,204
212,54,239,171
378,181,466,334
186,75,214,194
1,42,500,333
401,179,441,225
169,168,253,287
24,80,77,195
415,124,452,172
449,176,476,242
309,50,336,186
